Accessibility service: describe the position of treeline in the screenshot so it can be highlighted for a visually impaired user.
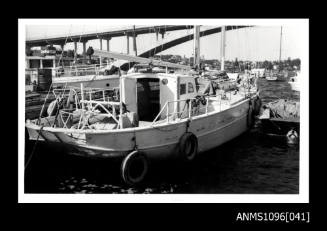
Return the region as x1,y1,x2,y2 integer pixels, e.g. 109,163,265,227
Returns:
153,55,301,71
260,58,301,70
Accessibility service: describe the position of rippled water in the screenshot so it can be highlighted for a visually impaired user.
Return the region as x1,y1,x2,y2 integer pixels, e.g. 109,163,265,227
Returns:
24,77,299,194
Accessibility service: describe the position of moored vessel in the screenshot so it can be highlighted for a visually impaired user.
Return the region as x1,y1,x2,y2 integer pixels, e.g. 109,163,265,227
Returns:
26,41,262,185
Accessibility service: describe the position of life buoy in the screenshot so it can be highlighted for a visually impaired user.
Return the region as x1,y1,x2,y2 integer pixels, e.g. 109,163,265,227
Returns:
121,151,148,185
179,132,198,161
286,129,299,144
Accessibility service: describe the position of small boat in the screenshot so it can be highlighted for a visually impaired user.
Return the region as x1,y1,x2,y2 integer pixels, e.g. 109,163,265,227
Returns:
265,70,278,81
26,55,262,185
258,99,299,143
288,71,300,92
251,68,266,78
25,49,122,93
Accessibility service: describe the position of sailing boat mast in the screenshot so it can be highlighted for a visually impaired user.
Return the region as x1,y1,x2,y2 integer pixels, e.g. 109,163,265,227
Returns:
279,26,283,68
193,25,200,69
220,26,226,71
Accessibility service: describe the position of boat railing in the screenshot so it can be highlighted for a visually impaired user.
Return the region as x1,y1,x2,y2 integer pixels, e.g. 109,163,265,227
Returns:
52,87,119,103
53,98,121,130
79,100,121,126
151,96,214,126
54,63,110,77
76,83,121,129
81,87,120,102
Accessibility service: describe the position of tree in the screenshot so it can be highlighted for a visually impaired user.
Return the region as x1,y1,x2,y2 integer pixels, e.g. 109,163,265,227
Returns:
291,58,301,69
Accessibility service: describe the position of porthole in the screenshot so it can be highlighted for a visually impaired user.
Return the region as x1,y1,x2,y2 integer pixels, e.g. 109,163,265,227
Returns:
162,78,168,85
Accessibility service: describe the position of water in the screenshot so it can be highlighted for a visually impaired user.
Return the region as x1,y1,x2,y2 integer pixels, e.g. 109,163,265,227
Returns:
24,77,299,194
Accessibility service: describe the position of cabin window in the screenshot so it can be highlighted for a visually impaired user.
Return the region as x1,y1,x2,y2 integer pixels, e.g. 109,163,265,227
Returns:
188,82,194,93
180,83,186,95
42,60,53,68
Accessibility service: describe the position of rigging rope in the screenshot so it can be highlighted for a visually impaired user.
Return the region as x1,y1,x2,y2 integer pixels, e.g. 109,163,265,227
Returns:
25,125,44,170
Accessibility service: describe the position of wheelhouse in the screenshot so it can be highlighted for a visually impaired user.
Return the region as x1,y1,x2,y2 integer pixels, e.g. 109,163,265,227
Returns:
121,73,197,122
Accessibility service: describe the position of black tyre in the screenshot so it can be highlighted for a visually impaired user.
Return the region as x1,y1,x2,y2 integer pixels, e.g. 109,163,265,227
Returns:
121,151,148,185
179,132,198,161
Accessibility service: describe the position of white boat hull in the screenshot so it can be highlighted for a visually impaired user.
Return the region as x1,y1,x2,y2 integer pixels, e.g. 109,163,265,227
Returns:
26,96,255,160
266,76,277,81
289,81,300,91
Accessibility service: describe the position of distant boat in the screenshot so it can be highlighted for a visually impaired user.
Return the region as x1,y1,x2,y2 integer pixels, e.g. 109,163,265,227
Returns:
25,54,121,92
251,68,266,78
288,71,300,92
265,71,278,81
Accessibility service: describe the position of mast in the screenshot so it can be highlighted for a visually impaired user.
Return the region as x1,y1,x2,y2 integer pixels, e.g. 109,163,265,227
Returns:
220,26,226,71
193,25,200,68
279,26,283,69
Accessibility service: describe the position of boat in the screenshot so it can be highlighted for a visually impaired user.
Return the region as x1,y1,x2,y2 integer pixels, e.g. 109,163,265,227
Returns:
25,47,122,93
258,99,299,143
26,60,261,185
288,71,300,92
251,68,266,78
25,26,262,185
265,70,278,81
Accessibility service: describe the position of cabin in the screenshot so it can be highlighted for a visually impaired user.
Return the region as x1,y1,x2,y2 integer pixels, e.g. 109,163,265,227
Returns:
121,73,197,123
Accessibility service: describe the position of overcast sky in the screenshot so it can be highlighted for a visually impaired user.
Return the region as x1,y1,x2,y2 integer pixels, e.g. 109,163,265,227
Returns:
25,24,305,61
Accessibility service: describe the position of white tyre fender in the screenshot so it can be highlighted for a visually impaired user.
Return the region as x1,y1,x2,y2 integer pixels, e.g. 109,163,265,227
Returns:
121,151,148,185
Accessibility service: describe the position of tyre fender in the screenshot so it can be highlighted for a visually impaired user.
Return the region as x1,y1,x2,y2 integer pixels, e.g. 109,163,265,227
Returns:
121,151,148,185
179,132,198,161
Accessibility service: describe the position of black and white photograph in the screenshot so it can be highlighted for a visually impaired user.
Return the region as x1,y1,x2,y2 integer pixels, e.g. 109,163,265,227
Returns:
19,19,308,204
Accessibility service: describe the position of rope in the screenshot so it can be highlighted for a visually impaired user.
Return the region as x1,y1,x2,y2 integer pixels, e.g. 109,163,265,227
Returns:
37,82,53,124
51,82,68,127
25,125,44,170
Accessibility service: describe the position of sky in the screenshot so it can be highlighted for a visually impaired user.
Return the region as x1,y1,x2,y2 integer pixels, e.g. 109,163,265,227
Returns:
25,23,305,61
